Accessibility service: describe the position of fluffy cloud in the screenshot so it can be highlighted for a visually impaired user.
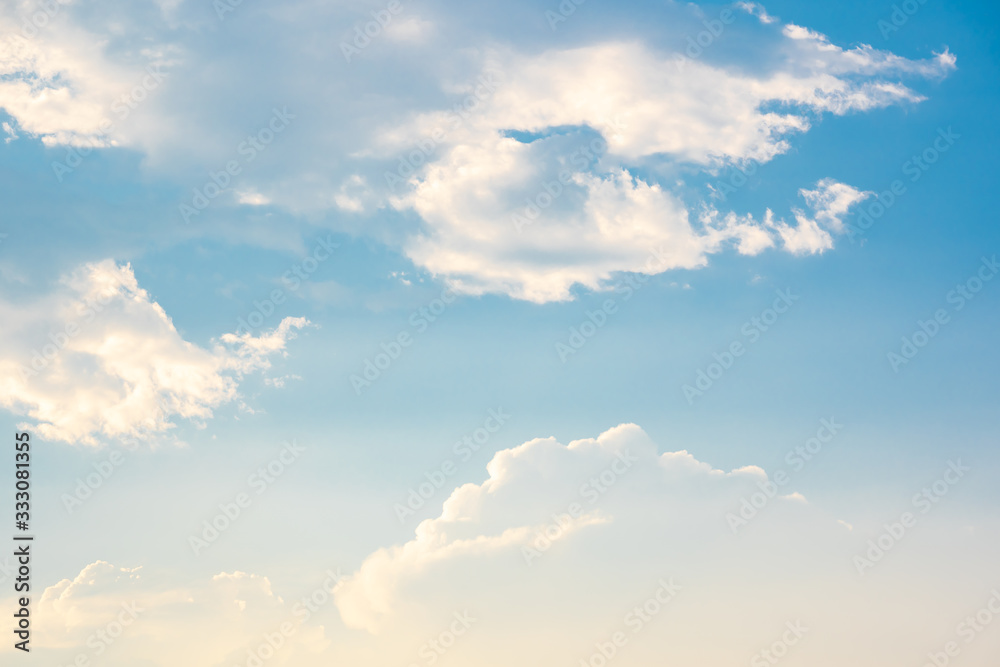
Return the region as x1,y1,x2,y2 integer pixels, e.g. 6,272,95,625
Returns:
403,157,867,300
0,3,956,303
334,423,810,634
0,2,176,148
763,178,873,255
428,40,949,165
0,561,331,666
402,158,733,302
1,425,995,666
0,260,308,445
325,423,997,667
382,32,951,300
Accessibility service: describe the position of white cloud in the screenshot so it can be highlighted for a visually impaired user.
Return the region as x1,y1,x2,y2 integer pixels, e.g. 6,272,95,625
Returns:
324,424,1000,667
384,16,434,43
332,174,373,213
766,179,872,254
0,561,330,666
800,178,874,233
264,373,302,388
402,163,864,301
381,33,951,301
237,189,272,206
0,4,955,302
2,425,995,666
402,161,736,302
37,561,147,641
0,6,177,148
0,260,308,446
334,424,807,634
737,1,778,24
2,120,17,142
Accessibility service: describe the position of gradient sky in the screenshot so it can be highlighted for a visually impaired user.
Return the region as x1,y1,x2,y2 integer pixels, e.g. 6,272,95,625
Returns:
0,0,998,665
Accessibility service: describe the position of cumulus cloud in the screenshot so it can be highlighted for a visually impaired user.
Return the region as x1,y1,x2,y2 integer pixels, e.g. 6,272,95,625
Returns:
0,260,308,445
323,424,998,667
0,3,177,148
402,159,729,302
0,561,331,666
0,3,956,302
334,423,807,634
1,425,995,666
380,32,951,301
402,164,865,300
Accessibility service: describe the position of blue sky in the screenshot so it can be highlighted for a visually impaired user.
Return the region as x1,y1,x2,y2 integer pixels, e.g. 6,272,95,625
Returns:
0,0,998,665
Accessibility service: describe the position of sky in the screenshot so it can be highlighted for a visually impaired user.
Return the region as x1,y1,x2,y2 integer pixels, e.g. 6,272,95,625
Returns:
0,0,998,665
